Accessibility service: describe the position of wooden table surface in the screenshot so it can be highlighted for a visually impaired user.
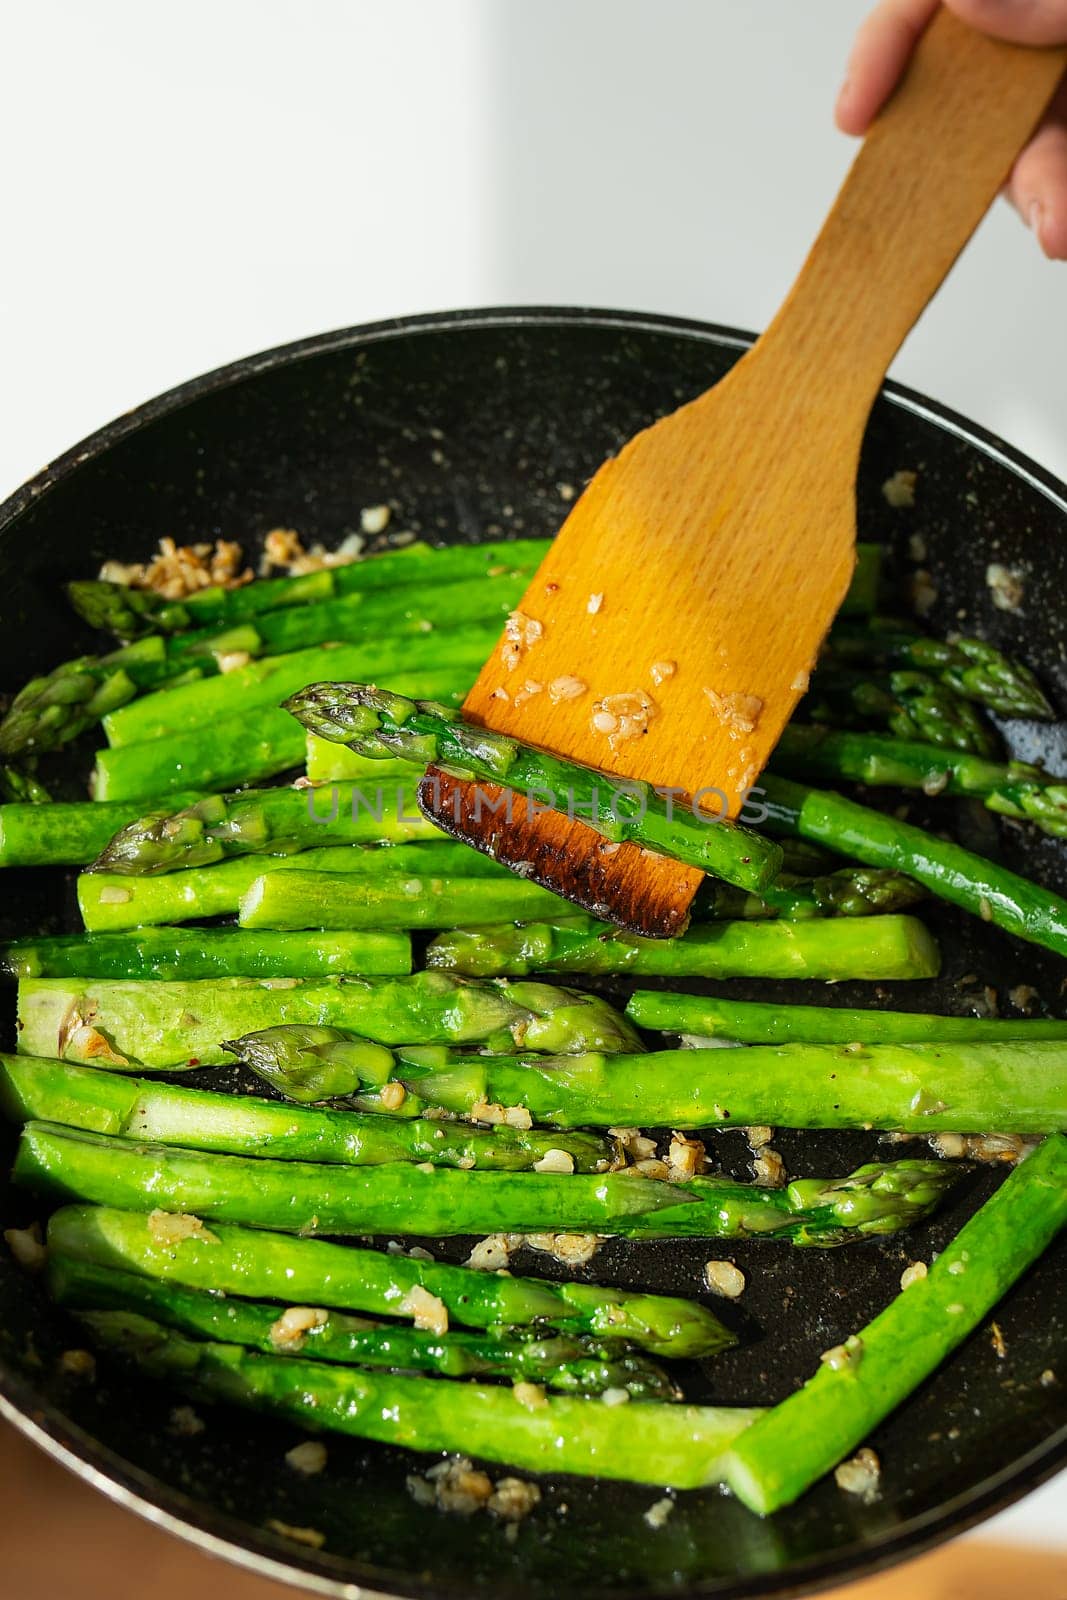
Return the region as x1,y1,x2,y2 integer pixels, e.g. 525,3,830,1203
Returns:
2,1419,1063,1600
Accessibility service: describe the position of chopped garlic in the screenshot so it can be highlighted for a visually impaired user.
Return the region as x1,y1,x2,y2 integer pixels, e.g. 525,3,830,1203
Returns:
269,1305,328,1350
402,1285,449,1336
513,1381,548,1410
3,1222,47,1274
548,674,588,703
360,504,391,535
532,1148,576,1175
900,1261,928,1291
644,1496,675,1530
286,1440,328,1475
378,1079,407,1111
147,1210,219,1248
704,1260,745,1299
587,592,603,614
834,1447,881,1502
882,469,917,508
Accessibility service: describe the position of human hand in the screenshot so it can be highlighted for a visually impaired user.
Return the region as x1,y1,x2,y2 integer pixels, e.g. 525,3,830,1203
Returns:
835,0,1067,258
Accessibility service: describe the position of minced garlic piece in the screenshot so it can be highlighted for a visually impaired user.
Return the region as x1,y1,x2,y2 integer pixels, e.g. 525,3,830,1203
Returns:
378,1079,407,1111
59,1348,96,1379
703,687,763,739
644,1496,675,1529
147,1210,219,1248
465,1234,518,1271
900,1261,927,1291
834,1447,881,1502
215,650,252,674
3,1222,47,1274
513,1381,548,1410
286,1440,328,1475
986,563,1025,613
532,1148,575,1175
587,592,603,614
548,675,588,703
488,1476,541,1524
666,1132,706,1182
470,1100,533,1130
360,504,391,535
601,1386,630,1407
522,1232,602,1267
590,689,656,748
168,1405,205,1437
752,1147,786,1188
102,536,253,600
402,1285,449,1336
704,1260,745,1299
881,470,917,508
266,1519,325,1549
649,660,675,686
269,1306,329,1350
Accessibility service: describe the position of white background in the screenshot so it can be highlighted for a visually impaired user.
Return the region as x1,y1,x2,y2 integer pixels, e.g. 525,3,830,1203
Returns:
0,0,1064,1550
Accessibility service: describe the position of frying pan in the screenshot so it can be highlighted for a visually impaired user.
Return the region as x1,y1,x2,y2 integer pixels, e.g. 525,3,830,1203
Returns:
0,308,1064,1599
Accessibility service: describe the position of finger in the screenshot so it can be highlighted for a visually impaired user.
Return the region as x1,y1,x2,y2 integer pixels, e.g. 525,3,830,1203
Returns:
1005,81,1067,257
945,0,1067,47
835,0,940,135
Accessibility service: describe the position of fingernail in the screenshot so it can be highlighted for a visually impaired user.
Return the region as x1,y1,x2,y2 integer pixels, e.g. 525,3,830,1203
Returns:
1029,198,1044,240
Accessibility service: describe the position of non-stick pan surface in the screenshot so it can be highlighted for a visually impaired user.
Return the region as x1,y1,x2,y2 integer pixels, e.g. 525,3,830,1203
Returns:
0,309,1064,1599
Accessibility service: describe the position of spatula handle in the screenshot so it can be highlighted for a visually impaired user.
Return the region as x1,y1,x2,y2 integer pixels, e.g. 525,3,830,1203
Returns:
759,9,1066,417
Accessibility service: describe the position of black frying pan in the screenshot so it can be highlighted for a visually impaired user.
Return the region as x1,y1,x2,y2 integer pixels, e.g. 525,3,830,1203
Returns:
0,308,1064,1599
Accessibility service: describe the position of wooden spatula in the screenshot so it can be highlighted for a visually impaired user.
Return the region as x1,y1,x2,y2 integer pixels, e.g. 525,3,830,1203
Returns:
420,9,1067,938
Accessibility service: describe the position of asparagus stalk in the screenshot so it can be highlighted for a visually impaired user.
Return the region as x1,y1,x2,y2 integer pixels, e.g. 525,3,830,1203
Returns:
102,625,499,748
761,774,1067,959
284,685,784,894
0,793,205,869
82,1311,757,1488
802,668,998,756
48,1203,731,1356
725,1132,1067,1514
67,567,337,639
50,1258,680,1399
92,672,471,802
626,989,1067,1045
16,1123,960,1243
305,731,422,785
164,571,529,674
92,780,442,874
0,637,177,758
0,1053,614,1170
0,927,412,980
77,842,503,931
238,869,576,931
424,914,940,980
775,725,1067,841
824,621,1054,718
375,1039,1067,1133
712,868,927,920
18,972,643,1069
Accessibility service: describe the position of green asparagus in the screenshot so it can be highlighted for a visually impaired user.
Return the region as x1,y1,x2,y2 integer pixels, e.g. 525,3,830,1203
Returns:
0,1053,614,1170
366,1038,1067,1133
0,792,205,869
762,774,1067,958
0,927,412,980
92,780,442,873
92,672,470,801
802,668,998,755
0,764,51,804
824,620,1054,718
18,972,643,1069
238,870,576,931
102,625,499,748
82,1311,757,1487
725,1132,1067,1513
626,989,1067,1045
775,725,1067,840
67,567,336,639
284,685,784,894
16,1123,961,1243
48,1203,731,1355
50,1258,680,1398
78,843,503,931
424,913,940,980
0,637,179,758
305,731,422,785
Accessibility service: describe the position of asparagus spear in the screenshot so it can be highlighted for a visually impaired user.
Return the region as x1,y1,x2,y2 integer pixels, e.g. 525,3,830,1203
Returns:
775,725,1067,841
0,793,206,869
92,780,442,874
284,685,784,894
18,972,643,1069
0,927,412,980
67,567,337,639
102,625,499,748
374,1039,1067,1133
163,571,529,674
626,989,1067,1045
48,1203,731,1355
238,870,577,931
0,1053,614,1170
802,668,998,755
0,637,177,758
0,764,51,804
16,1123,960,1243
725,1132,1067,1514
82,1311,757,1487
824,621,1054,718
50,1257,680,1398
424,913,939,980
761,774,1067,958
78,842,503,931
92,672,471,802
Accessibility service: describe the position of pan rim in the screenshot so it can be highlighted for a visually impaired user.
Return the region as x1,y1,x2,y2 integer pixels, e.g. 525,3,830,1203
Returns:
0,303,1064,1600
